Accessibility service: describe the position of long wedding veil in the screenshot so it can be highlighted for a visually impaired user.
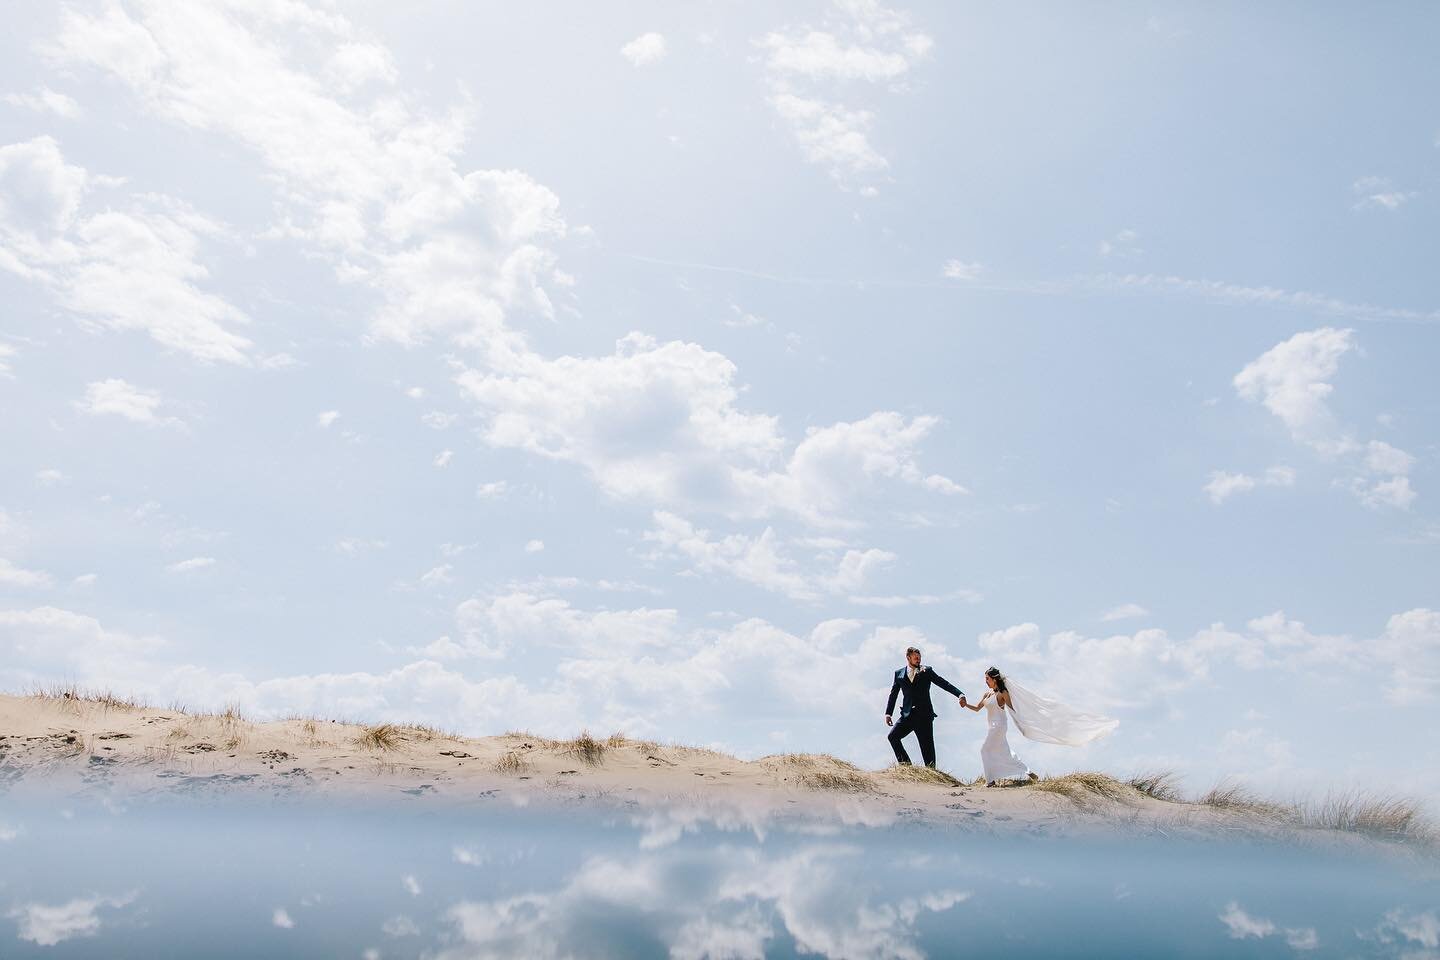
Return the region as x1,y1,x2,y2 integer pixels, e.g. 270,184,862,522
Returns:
1005,679,1118,746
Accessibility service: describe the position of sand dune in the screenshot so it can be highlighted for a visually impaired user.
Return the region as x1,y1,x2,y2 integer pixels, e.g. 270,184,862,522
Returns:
0,692,1428,852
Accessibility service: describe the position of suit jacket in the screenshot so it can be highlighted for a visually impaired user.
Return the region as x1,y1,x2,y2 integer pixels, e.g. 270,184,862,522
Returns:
885,665,964,721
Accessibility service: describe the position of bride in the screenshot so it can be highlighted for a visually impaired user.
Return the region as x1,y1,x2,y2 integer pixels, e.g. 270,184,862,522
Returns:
962,666,1118,786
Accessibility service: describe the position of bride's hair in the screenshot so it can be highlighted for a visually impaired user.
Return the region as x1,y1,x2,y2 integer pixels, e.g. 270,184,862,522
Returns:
984,666,1007,693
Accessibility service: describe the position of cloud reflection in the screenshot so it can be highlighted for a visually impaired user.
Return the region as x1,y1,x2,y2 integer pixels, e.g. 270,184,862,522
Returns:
440,843,969,960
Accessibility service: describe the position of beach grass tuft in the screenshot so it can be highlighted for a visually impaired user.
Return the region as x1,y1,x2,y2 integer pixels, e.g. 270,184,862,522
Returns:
1127,770,1184,803
355,723,402,751
1033,771,1134,804
882,764,963,788
493,750,533,775
556,731,607,766
765,753,879,793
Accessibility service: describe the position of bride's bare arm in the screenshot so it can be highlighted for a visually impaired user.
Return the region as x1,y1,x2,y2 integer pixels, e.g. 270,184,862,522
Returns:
962,692,989,712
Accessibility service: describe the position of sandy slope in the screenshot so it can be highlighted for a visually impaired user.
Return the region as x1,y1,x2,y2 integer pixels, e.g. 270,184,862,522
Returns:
0,694,1419,852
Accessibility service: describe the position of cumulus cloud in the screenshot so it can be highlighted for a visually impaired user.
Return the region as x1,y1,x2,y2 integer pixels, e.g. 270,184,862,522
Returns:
458,332,961,526
757,1,931,189
941,259,983,280
272,907,295,929
46,4,567,353
620,32,667,66
1234,327,1354,450
0,557,53,588
9,892,137,947
2,86,81,118
1203,466,1294,504
1233,328,1417,509
1218,902,1317,951
1100,603,1149,622
76,378,177,426
645,511,895,601
0,137,252,364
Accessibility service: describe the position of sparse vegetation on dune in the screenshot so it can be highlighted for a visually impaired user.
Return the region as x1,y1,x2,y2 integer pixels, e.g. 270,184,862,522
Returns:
1299,792,1432,844
31,683,144,711
355,723,402,751
1127,770,1184,802
763,753,879,793
1197,780,1293,819
493,751,532,775
1032,772,1135,805
882,764,962,788
555,731,607,766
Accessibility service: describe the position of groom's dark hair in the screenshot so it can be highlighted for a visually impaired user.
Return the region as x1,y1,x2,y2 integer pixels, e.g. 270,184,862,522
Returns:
905,646,921,656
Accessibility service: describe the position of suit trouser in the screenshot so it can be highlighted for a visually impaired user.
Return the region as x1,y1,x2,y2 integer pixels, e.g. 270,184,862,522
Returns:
887,713,936,767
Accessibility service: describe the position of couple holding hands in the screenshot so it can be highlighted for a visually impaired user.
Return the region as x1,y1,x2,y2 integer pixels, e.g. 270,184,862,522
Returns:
884,646,1117,786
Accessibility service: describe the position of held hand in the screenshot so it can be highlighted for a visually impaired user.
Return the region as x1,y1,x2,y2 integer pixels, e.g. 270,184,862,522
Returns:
957,696,966,707
884,715,893,727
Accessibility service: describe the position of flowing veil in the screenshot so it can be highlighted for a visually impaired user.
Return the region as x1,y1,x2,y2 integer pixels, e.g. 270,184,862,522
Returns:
1005,679,1118,746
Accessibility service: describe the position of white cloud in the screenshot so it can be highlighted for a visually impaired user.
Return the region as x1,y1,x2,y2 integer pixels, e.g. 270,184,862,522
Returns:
402,874,422,897
422,411,457,429
475,480,507,498
1364,440,1414,476
47,5,567,352
1234,327,1355,450
458,332,961,526
758,1,931,189
620,32,667,67
166,556,215,573
0,557,54,588
1352,176,1417,211
272,907,295,929
433,449,454,468
1354,475,1416,511
1100,603,1149,622
2,87,81,118
645,511,896,602
35,468,69,486
0,137,253,364
420,564,455,586
524,539,545,553
1218,902,1317,951
316,410,341,429
1203,466,1294,504
383,914,420,937
76,378,176,426
768,93,887,184
9,892,137,946
940,259,982,281
1373,909,1440,950
0,342,14,375
1099,228,1142,258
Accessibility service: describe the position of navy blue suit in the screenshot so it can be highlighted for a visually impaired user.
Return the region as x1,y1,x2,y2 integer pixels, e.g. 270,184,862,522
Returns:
885,665,964,767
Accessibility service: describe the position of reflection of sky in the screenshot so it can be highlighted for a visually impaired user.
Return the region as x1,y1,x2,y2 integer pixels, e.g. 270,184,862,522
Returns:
1,801,1436,958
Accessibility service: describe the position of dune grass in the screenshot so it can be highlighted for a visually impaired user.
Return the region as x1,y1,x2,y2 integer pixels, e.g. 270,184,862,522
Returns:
882,764,963,788
355,723,402,751
764,753,879,793
1032,771,1135,805
492,751,533,775
1298,792,1432,843
555,731,608,766
31,683,144,711
1127,770,1185,802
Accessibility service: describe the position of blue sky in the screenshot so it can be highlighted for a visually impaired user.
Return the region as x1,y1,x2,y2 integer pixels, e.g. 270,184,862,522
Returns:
1,1,1436,798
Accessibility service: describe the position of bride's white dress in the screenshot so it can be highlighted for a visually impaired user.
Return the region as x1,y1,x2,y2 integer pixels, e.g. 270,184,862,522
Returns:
981,696,1031,782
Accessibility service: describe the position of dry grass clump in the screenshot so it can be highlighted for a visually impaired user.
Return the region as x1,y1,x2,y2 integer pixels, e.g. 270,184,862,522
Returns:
1198,780,1294,819
492,751,533,775
32,684,143,712
167,725,192,741
765,754,878,793
1033,772,1134,805
1299,792,1432,844
882,764,962,788
1127,770,1184,803
355,723,402,751
556,731,607,766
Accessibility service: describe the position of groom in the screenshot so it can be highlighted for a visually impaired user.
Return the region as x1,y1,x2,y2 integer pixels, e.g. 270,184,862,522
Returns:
884,646,965,768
